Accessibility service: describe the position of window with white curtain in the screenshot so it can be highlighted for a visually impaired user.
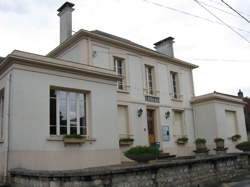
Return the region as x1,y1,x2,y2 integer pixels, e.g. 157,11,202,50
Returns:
50,88,87,136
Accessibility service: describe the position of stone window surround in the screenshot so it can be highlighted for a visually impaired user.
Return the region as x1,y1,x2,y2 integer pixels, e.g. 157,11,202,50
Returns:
49,86,90,137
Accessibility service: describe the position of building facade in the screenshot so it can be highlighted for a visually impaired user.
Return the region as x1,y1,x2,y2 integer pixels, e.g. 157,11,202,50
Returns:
0,2,247,183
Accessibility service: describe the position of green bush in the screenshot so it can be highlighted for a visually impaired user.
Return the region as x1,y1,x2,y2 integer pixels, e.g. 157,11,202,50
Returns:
64,134,86,139
125,146,160,157
119,138,134,142
214,138,224,143
177,137,188,142
124,146,160,163
231,134,241,141
236,141,250,152
195,138,206,144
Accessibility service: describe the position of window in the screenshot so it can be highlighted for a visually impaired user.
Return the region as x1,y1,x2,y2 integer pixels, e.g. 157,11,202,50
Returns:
170,71,180,99
174,111,184,136
225,110,237,137
114,57,125,90
145,65,155,95
50,89,87,136
0,90,4,138
117,105,129,138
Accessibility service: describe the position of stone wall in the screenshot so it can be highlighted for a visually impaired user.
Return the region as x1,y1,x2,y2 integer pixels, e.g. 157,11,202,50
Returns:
9,153,250,187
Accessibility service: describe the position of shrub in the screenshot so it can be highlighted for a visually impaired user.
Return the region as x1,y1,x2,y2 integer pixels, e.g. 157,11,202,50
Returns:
236,141,250,152
214,138,224,143
124,146,160,163
119,138,134,142
125,146,160,157
231,134,241,141
64,134,86,139
177,137,188,142
176,137,189,144
195,138,206,144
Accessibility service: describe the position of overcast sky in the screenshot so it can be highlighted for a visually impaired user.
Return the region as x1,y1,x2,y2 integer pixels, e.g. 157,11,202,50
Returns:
0,0,249,96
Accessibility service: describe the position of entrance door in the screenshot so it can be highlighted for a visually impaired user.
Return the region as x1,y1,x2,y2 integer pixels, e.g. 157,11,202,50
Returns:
147,109,155,145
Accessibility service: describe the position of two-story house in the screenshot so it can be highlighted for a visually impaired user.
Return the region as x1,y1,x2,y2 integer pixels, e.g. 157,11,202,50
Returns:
0,2,247,183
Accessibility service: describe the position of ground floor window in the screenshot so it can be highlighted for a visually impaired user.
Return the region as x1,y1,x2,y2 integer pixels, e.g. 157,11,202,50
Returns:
50,88,87,136
174,110,184,137
118,105,129,138
225,110,238,137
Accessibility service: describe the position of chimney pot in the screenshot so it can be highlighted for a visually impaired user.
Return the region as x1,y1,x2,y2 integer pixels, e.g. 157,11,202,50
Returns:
154,37,175,57
238,89,244,98
57,2,75,44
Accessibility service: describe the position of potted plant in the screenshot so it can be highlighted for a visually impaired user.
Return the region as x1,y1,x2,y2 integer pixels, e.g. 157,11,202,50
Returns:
63,134,86,144
195,138,207,152
231,134,241,142
214,138,225,149
176,137,188,145
124,146,160,163
119,138,134,146
236,141,250,152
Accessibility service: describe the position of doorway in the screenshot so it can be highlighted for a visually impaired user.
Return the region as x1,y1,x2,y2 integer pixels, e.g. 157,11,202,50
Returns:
147,109,156,145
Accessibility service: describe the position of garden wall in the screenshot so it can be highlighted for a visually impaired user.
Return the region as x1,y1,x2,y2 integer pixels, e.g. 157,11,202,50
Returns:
9,153,250,187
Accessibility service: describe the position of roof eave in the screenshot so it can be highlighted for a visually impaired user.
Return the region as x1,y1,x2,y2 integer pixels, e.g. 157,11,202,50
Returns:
191,93,246,105
47,30,198,69
1,50,121,81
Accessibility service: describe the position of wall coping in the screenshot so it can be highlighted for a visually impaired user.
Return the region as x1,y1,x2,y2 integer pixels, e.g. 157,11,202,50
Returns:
10,153,249,178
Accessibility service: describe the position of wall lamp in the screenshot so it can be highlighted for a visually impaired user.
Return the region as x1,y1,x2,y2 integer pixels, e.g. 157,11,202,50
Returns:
137,108,143,117
165,111,170,119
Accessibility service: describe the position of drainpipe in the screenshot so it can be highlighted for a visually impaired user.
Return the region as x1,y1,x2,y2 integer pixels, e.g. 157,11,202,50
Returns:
4,72,12,183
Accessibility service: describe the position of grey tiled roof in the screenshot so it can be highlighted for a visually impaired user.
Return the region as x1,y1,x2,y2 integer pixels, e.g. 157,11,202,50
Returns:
91,30,159,54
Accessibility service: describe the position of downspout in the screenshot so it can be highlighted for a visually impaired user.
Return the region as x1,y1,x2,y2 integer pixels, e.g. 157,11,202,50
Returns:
190,70,196,140
4,72,12,183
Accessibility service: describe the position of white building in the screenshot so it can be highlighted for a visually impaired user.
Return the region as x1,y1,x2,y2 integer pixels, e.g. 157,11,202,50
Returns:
0,2,247,183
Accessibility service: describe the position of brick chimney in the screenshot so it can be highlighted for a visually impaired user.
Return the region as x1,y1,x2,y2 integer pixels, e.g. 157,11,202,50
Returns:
154,37,175,57
57,2,75,43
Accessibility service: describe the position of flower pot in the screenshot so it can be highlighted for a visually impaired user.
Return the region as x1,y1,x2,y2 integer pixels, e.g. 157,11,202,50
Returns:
63,138,86,144
215,140,224,149
176,141,186,145
125,153,157,163
196,143,206,150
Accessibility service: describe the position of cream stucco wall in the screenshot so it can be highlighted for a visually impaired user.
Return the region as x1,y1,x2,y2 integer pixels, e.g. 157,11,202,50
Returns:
0,71,11,182
2,67,121,173
54,37,196,156
193,100,247,153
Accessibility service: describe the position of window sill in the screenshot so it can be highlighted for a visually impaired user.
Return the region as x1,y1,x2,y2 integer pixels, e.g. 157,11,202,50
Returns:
144,94,159,98
0,139,4,143
171,98,183,102
47,136,96,142
117,89,129,94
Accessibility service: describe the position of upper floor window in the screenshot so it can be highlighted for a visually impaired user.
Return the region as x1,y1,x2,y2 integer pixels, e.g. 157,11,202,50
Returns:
0,89,4,138
114,57,126,90
50,88,87,136
145,65,155,95
170,71,181,99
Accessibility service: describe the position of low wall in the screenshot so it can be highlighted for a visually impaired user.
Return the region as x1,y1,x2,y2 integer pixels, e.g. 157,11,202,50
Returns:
9,153,250,187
